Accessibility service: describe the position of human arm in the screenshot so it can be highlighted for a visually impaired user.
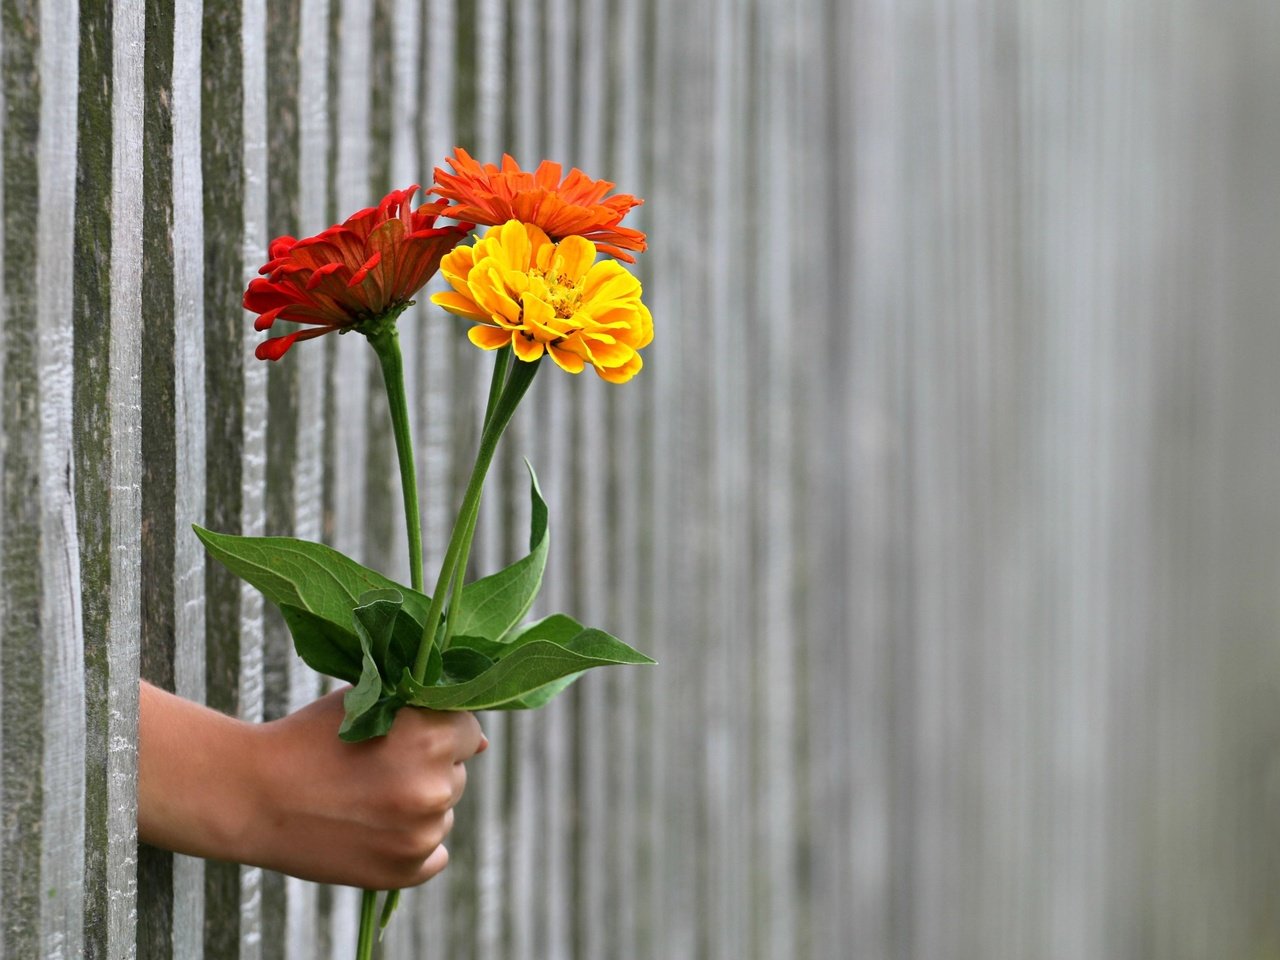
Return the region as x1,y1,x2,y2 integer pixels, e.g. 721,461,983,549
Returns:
137,680,487,889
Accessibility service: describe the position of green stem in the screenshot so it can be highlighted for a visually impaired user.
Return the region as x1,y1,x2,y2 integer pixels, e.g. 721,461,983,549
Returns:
439,498,481,653
367,326,424,592
356,890,377,960
361,322,424,954
484,347,513,427
413,353,541,678
439,350,510,653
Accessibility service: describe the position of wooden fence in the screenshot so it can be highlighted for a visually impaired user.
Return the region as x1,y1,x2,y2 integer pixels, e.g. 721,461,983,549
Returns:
3,0,1280,958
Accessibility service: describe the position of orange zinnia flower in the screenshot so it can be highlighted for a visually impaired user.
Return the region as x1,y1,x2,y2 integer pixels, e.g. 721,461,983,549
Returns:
246,185,472,360
429,148,646,263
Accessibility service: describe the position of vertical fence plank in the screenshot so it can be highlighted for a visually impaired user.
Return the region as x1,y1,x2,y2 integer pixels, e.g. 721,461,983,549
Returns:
706,1,751,957
173,0,209,954
138,0,183,950
37,0,85,954
839,2,903,958
199,0,256,953
504,2,543,956
261,0,300,738
1,1,45,954
414,2,458,954
439,5,481,951
573,2,609,957
325,4,371,955
754,2,798,958
359,0,399,587
291,0,329,642
259,1,301,950
639,0,684,956
106,1,146,954
75,1,117,955
75,0,117,955
137,3,209,957
604,4,645,958
281,2,330,955
385,0,421,587
377,4,422,954
541,5,574,957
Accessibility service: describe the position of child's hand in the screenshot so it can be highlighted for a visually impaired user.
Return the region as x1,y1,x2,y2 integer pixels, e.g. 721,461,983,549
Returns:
137,682,487,889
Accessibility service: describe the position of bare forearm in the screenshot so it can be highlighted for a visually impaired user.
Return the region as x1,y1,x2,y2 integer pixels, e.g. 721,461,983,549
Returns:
137,681,264,863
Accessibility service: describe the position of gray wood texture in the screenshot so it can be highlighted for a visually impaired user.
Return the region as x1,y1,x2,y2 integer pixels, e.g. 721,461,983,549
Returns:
3,0,1280,957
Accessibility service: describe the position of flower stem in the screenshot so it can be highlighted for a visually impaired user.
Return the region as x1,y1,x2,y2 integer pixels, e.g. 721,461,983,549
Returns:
413,352,540,678
484,346,513,427
356,890,377,960
439,349,511,653
367,326,425,592
362,322,424,955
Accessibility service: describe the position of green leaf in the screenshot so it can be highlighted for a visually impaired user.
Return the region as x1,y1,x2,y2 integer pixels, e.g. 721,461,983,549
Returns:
379,890,400,935
193,525,433,629
448,614,590,659
445,615,654,708
441,647,494,683
450,463,549,642
397,627,654,711
491,673,584,710
279,605,364,685
339,593,408,742
506,613,593,647
353,591,403,676
339,646,388,741
339,696,400,742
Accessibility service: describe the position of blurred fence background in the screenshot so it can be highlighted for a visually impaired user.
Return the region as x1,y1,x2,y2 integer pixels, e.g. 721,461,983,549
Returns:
3,0,1280,957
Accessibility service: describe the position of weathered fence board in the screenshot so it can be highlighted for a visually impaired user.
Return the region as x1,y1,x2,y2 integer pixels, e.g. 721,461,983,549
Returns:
2,3,45,957
4,0,1280,958
37,1,82,956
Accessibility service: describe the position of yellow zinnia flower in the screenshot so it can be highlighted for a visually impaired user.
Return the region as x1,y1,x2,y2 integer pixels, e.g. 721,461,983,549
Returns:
431,219,653,383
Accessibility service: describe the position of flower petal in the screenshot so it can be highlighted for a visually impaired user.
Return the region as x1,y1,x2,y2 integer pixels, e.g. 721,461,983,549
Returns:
547,342,586,374
255,325,337,361
428,148,647,258
348,250,382,287
595,352,643,383
520,294,562,339
468,324,513,350
305,261,347,290
431,290,487,321
552,235,596,283
512,332,545,362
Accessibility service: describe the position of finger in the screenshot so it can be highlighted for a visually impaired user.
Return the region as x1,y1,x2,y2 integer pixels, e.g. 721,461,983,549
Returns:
420,844,450,883
450,711,486,761
450,761,468,805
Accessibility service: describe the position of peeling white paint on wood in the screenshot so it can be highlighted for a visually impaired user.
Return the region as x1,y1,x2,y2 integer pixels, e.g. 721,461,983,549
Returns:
170,0,209,954
37,0,85,955
107,0,145,954
238,0,269,956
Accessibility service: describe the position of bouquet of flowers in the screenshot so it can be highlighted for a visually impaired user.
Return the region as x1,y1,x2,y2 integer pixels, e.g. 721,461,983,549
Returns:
196,148,654,958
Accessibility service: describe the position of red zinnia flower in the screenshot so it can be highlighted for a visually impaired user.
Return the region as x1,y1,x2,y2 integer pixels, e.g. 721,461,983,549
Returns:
246,185,473,361
429,148,646,263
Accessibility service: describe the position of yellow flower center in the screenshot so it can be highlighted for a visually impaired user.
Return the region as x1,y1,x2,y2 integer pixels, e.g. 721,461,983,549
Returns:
535,272,579,319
